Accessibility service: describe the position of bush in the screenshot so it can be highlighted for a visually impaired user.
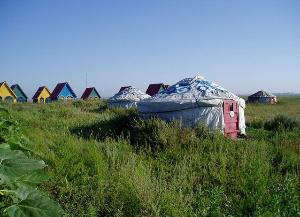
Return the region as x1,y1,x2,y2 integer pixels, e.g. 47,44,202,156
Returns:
73,99,108,113
247,119,265,129
194,123,213,139
129,118,181,152
265,115,299,131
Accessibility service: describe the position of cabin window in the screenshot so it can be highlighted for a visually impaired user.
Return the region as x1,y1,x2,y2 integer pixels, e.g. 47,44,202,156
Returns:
229,103,234,112
40,97,44,103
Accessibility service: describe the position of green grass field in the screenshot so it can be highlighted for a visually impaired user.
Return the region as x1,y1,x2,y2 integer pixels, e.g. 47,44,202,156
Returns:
3,96,300,216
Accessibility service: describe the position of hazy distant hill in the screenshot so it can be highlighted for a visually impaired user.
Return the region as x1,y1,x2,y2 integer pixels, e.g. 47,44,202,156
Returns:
273,93,300,96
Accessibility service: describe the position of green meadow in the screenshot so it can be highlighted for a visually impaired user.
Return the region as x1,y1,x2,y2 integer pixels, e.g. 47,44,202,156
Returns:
2,96,300,216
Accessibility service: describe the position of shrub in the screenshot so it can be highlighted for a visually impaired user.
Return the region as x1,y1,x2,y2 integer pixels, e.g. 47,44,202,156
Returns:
129,118,181,152
194,123,213,139
265,115,299,131
247,119,265,129
73,99,108,113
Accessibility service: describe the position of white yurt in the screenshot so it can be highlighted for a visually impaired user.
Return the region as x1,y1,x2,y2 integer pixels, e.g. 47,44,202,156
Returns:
108,86,150,109
137,76,246,137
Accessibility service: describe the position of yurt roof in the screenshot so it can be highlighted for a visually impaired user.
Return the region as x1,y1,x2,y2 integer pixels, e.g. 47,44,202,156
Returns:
108,86,150,102
249,90,275,98
144,76,239,103
138,76,244,113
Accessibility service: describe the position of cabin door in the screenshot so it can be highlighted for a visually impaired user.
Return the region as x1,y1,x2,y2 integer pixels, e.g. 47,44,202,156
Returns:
5,96,14,103
223,100,239,138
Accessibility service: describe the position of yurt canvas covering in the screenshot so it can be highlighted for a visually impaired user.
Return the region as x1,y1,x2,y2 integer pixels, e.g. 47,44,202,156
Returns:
248,90,277,104
138,76,246,137
108,87,150,109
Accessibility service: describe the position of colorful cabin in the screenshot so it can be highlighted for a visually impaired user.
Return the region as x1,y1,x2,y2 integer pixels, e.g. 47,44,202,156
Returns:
81,87,101,100
32,86,52,103
51,82,77,101
119,86,132,93
11,84,28,103
146,83,169,96
0,81,17,103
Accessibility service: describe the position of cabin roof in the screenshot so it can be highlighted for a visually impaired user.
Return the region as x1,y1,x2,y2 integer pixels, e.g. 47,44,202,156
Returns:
146,83,166,96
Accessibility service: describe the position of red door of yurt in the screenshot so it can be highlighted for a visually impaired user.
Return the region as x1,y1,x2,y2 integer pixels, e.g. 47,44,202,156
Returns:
223,100,240,138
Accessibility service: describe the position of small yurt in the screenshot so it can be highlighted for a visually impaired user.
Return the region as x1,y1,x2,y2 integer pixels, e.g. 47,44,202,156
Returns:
247,90,277,104
108,86,150,109
138,76,246,138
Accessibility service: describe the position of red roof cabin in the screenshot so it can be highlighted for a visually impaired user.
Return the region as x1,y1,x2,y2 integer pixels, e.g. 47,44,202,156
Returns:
146,83,169,96
81,87,101,100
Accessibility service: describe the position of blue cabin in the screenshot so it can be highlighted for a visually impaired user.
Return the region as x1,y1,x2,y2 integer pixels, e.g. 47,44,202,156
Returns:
50,82,77,101
11,84,28,103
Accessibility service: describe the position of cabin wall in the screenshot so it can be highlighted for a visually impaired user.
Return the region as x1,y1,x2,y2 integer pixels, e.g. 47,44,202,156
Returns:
57,85,75,100
37,89,51,103
158,86,165,93
17,97,27,103
89,89,100,98
13,87,27,102
12,87,22,98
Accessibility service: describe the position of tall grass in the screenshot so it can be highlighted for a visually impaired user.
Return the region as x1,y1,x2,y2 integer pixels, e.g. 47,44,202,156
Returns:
4,97,300,216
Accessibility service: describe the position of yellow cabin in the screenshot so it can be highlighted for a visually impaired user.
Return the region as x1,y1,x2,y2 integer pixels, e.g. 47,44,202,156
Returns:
32,86,51,103
0,81,17,103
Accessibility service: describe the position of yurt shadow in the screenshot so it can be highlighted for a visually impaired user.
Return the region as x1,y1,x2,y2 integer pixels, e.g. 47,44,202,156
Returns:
70,110,138,141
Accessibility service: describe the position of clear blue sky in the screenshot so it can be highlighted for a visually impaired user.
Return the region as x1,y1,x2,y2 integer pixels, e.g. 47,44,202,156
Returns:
0,0,299,97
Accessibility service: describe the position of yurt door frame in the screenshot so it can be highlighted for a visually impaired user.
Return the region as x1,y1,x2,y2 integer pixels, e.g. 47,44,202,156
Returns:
223,100,240,138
